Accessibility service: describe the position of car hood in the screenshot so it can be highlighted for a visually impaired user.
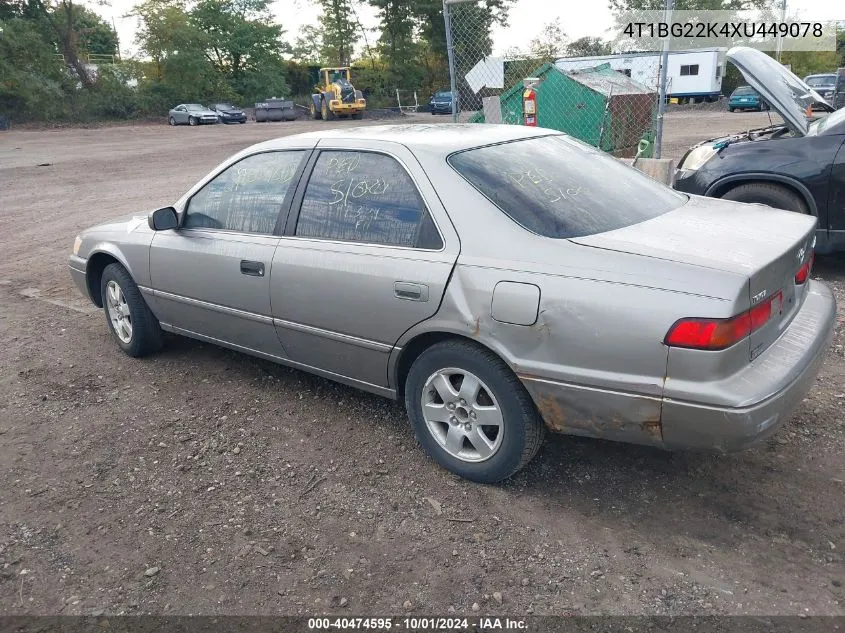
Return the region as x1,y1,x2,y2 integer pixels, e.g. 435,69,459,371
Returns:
85,212,154,236
219,108,243,113
727,46,829,137
188,109,217,116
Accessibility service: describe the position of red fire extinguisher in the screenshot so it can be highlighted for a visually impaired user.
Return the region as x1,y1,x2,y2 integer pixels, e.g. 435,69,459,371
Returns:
523,87,537,127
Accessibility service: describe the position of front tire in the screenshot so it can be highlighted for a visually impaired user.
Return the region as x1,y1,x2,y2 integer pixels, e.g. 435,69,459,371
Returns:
721,182,808,213
100,263,163,358
405,340,545,483
322,99,335,121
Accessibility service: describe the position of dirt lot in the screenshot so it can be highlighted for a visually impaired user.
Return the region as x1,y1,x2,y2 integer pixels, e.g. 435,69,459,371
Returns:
1,110,843,618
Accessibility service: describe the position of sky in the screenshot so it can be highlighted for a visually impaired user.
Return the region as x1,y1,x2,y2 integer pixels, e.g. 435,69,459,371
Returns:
87,0,842,60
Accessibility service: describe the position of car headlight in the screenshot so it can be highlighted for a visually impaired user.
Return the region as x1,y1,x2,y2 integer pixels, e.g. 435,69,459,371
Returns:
679,145,717,172
73,235,82,255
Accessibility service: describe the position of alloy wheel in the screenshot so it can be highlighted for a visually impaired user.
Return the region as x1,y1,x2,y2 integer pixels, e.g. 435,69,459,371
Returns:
105,280,133,343
420,367,504,463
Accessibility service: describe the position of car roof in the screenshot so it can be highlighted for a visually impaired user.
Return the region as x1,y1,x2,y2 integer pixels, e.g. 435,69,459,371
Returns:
248,123,557,155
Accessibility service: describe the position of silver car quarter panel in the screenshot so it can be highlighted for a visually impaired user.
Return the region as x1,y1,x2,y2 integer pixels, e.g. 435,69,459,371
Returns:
397,261,733,447
148,230,285,356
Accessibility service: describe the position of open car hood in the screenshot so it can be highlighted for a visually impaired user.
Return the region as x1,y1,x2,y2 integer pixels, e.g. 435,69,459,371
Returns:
726,46,830,137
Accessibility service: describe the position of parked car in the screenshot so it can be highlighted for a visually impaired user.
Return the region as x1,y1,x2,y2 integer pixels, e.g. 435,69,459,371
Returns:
727,85,768,112
211,103,247,124
429,88,457,115
168,104,219,126
676,46,844,254
803,73,837,108
68,123,835,483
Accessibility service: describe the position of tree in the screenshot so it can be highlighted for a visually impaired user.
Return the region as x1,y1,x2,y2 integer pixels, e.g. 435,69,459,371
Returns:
0,16,68,118
609,0,769,11
316,0,358,66
30,0,117,87
190,0,286,81
567,36,611,57
289,24,324,63
52,4,118,57
368,0,422,89
528,18,567,62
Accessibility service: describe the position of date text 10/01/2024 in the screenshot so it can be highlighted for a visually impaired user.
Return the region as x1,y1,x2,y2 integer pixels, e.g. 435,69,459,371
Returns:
307,617,529,630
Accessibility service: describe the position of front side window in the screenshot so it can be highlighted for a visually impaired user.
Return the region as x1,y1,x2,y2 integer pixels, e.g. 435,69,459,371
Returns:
184,151,305,234
448,135,687,239
295,151,443,249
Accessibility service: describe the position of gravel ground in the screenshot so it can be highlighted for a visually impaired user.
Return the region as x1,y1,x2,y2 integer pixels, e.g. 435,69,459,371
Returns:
0,110,843,617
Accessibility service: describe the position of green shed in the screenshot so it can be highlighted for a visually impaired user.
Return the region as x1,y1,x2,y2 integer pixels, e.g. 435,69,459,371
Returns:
469,62,656,157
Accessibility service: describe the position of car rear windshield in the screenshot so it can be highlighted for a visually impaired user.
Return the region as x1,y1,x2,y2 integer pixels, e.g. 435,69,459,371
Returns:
732,87,755,95
448,135,687,239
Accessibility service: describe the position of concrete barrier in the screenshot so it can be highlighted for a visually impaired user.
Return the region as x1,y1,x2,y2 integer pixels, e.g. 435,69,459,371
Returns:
620,157,676,187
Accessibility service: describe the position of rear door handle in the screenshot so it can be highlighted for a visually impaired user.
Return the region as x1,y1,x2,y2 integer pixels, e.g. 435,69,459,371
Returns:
240,260,265,277
394,281,428,302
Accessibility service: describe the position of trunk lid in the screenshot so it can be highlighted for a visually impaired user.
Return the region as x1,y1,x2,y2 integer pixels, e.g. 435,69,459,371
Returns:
571,195,817,359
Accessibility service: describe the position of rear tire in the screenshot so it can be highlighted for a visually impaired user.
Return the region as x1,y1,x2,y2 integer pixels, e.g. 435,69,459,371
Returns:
405,340,545,484
100,263,163,358
728,107,735,112
168,116,176,126
721,182,809,213
188,116,197,126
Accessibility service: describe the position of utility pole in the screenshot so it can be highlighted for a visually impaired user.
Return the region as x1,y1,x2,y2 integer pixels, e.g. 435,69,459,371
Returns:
654,0,674,159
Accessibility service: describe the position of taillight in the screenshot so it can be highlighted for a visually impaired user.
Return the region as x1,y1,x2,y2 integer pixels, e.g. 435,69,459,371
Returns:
795,251,814,284
664,291,783,351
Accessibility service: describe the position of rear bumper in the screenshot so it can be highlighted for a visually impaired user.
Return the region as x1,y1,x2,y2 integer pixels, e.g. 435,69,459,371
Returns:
662,280,836,451
729,101,760,108
68,255,90,301
521,280,836,452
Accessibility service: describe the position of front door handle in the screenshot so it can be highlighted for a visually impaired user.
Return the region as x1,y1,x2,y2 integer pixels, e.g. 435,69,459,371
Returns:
394,281,429,302
240,260,265,277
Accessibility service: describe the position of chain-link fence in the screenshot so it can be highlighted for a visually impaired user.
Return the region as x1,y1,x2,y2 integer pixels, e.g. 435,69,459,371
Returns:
443,1,667,159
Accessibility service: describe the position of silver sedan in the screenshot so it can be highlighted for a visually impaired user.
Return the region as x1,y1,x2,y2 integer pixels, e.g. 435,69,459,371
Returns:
68,124,836,483
168,103,220,126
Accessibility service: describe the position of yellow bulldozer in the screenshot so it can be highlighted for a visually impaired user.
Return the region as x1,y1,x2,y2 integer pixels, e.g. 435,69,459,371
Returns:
310,67,366,120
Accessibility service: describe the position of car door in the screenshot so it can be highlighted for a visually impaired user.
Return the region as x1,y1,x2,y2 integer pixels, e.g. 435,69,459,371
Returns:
270,141,460,390
173,105,186,124
148,149,310,357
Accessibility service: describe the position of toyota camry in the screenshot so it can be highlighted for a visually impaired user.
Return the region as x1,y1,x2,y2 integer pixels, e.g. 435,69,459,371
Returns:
69,124,836,483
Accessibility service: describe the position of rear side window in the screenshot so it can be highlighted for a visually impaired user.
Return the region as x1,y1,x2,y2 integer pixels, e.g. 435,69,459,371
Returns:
448,135,686,239
184,151,304,234
295,151,443,249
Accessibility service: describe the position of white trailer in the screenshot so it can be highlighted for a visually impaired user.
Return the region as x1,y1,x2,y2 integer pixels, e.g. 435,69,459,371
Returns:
555,48,726,102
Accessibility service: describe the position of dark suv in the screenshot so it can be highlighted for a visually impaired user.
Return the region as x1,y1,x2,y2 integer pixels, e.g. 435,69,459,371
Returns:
674,47,845,254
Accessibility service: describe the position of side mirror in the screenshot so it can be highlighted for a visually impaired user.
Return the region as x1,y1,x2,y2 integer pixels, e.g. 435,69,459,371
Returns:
148,206,179,231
